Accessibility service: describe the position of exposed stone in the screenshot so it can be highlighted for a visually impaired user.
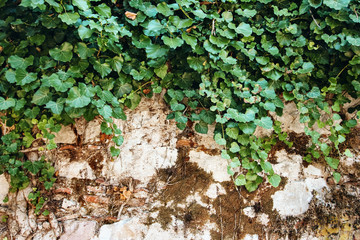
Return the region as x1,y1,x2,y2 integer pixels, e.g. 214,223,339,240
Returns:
273,102,305,134
256,213,270,225
205,183,226,199
0,175,9,203
62,199,78,209
272,181,313,217
243,234,259,240
84,119,102,143
243,206,256,218
273,150,302,181
253,126,273,138
83,195,109,205
189,151,230,182
303,165,323,178
104,97,178,184
53,125,77,144
57,160,96,180
59,220,97,240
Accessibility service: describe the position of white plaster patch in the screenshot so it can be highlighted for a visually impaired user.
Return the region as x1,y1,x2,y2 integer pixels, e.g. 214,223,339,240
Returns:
273,102,305,134
103,97,178,184
206,183,226,199
305,178,327,192
0,174,9,203
243,207,256,218
189,151,230,182
62,199,77,209
256,213,270,225
84,119,102,143
303,165,323,178
272,181,313,217
243,234,259,240
58,161,96,180
273,150,302,181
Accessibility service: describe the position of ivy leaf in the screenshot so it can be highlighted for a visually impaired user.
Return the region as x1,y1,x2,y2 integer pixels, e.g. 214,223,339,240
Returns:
162,36,184,49
307,87,321,98
94,3,111,18
8,55,34,69
214,133,226,145
235,23,252,37
169,16,192,29
73,0,90,11
199,110,215,124
254,116,273,129
182,32,197,49
146,44,169,59
24,160,43,174
323,0,350,10
107,56,123,73
93,61,112,78
78,25,94,40
0,97,16,110
325,157,339,169
49,42,73,62
268,174,281,187
157,2,173,16
239,122,256,134
154,64,168,79
45,99,64,114
187,56,206,72
66,84,91,108
143,20,164,36
98,105,112,119
235,175,246,186
32,87,52,105
195,121,208,134
15,69,37,86
115,83,132,97
344,149,353,157
59,12,80,25
333,172,341,183
76,42,95,59
110,146,120,157
230,142,240,153
226,127,239,139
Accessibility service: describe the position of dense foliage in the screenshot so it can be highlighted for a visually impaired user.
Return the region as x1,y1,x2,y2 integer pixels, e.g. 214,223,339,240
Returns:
0,0,359,208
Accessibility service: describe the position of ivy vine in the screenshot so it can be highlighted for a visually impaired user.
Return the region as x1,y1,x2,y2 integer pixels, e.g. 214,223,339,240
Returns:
0,0,359,213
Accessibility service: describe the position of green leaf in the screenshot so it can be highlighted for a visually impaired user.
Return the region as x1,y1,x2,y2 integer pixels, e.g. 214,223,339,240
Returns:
49,42,73,62
59,12,80,25
199,110,215,124
98,105,112,119
254,117,273,129
8,55,34,69
182,32,197,48
15,69,37,86
323,0,350,10
32,87,52,105
325,157,339,169
66,84,91,108
307,87,321,98
110,146,120,157
143,20,164,36
146,44,169,59
261,161,272,172
187,56,206,72
157,2,173,16
226,127,239,139
235,174,246,186
115,83,132,97
333,172,341,183
94,3,111,18
235,23,252,37
230,142,240,153
108,56,123,73
24,160,43,174
268,174,281,187
78,25,94,40
214,133,226,145
93,61,112,78
73,0,89,11
154,64,168,79
162,36,184,49
344,149,353,157
76,42,95,59
45,99,64,114
195,121,208,134
0,97,16,110
169,16,192,29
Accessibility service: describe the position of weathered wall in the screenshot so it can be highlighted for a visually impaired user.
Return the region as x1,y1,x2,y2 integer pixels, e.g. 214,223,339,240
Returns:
0,96,359,240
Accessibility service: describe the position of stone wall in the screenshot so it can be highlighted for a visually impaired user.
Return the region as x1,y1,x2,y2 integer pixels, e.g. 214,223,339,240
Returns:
0,96,359,240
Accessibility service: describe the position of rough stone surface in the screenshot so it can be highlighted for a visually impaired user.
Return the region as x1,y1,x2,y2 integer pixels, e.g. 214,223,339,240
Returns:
59,220,97,240
53,125,77,144
0,175,9,203
103,96,178,184
2,96,360,240
272,181,313,216
189,150,230,182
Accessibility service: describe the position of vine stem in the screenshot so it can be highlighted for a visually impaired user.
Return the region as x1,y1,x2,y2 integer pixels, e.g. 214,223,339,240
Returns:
336,64,349,79
178,4,193,20
134,81,152,94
